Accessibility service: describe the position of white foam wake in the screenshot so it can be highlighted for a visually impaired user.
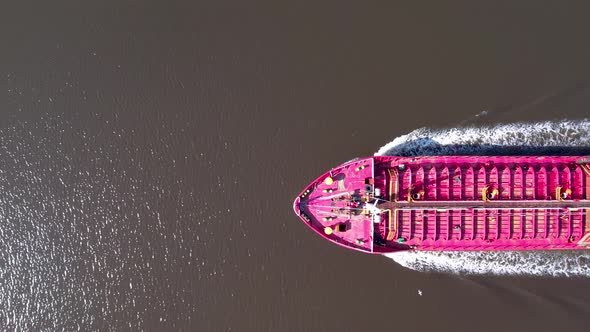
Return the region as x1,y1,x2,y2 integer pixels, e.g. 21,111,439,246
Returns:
376,120,590,276
375,120,590,157
384,251,590,277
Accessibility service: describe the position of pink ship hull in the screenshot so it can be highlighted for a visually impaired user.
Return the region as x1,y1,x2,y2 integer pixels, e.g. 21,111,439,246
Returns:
293,156,590,254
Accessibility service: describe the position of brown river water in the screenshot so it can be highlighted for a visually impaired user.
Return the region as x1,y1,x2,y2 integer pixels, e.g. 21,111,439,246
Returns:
2,1,590,331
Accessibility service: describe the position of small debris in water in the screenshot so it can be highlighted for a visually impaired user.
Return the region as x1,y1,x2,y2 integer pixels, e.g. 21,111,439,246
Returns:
417,289,423,296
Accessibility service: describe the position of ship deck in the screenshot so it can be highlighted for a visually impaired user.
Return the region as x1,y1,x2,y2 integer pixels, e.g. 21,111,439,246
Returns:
374,155,590,251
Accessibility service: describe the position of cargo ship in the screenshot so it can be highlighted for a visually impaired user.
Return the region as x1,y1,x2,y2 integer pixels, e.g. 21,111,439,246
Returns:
293,156,590,253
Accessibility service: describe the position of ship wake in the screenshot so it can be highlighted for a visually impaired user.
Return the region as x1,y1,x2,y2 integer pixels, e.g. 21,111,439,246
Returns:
383,250,590,277
376,119,590,276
